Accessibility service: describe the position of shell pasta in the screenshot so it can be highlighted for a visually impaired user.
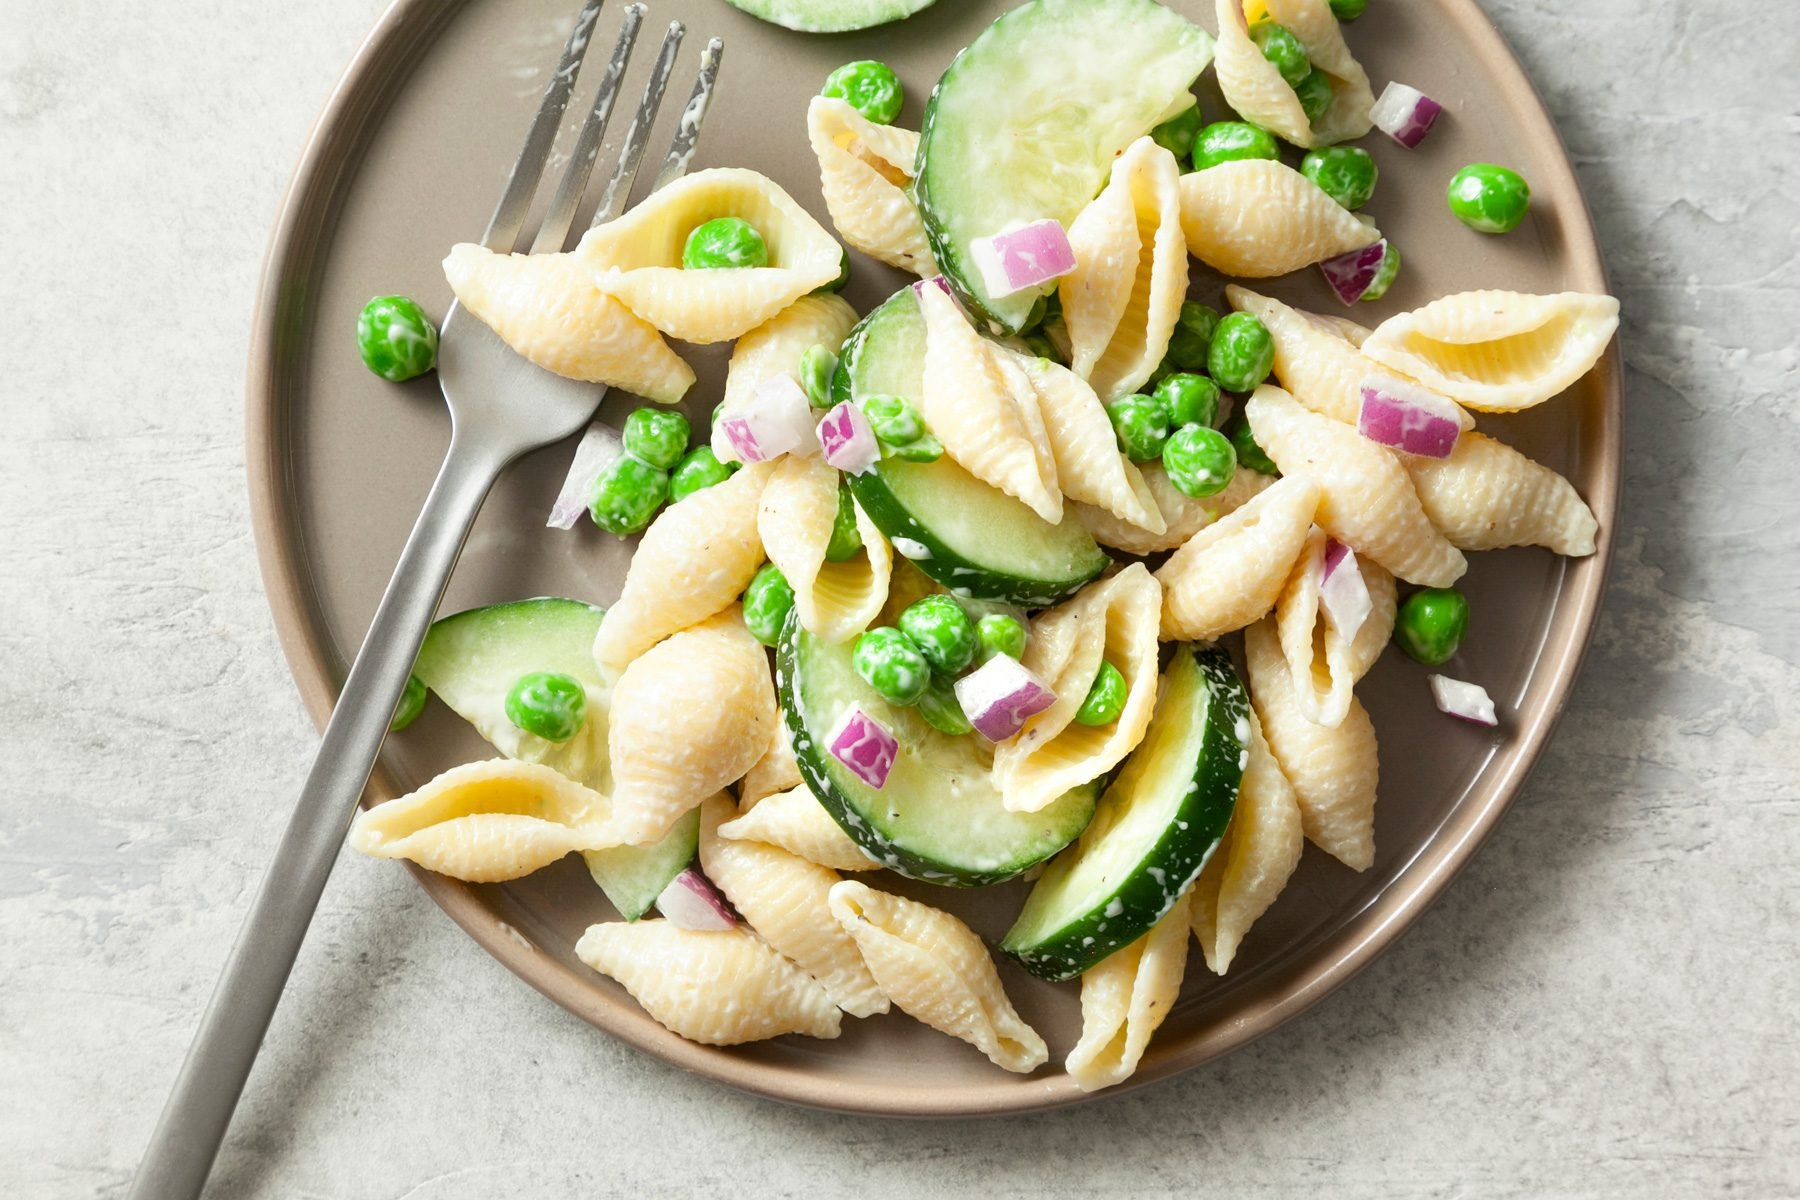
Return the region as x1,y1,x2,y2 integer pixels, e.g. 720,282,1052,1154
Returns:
807,96,935,275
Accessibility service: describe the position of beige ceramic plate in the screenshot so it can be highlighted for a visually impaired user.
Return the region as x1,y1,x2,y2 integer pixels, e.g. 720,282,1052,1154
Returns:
248,0,1620,1114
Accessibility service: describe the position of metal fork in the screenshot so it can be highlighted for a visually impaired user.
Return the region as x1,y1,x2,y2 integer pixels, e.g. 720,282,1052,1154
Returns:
129,7,722,1196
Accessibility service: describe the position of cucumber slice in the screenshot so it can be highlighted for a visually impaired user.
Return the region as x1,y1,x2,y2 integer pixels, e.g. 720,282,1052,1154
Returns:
779,616,1097,886
413,598,698,920
1001,645,1249,981
916,0,1214,332
721,0,935,33
836,288,1107,608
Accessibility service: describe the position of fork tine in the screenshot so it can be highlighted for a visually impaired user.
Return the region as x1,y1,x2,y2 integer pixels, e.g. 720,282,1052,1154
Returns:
591,20,686,226
483,0,607,251
532,3,648,254
651,38,724,194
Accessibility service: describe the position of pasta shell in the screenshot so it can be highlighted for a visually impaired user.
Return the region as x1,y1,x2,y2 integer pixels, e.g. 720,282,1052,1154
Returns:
1273,528,1397,728
575,920,842,1045
1245,617,1377,871
1218,0,1374,147
917,280,1062,522
1360,290,1621,413
1178,159,1380,278
738,718,803,808
713,294,859,463
1246,385,1467,587
1189,710,1304,974
1404,431,1599,557
441,244,693,402
757,455,894,644
1013,351,1165,535
349,759,620,883
1227,286,1473,430
593,461,775,671
806,96,934,275
1065,891,1192,1093
719,784,878,873
698,797,887,1018
1154,474,1322,643
1058,137,1188,402
827,881,1048,1073
1071,464,1272,555
575,168,844,344
608,608,778,844
994,564,1163,815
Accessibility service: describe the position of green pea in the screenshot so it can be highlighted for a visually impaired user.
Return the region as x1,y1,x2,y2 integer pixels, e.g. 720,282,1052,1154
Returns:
976,613,1028,664
1447,163,1531,234
1329,0,1367,19
589,455,669,536
898,595,977,675
1301,145,1379,210
504,671,587,742
1019,330,1062,362
356,295,438,382
799,344,838,409
622,407,691,470
1251,22,1312,89
861,393,925,447
390,674,427,732
825,485,864,563
1074,661,1127,727
1295,68,1334,125
742,563,796,647
1107,393,1173,462
1207,311,1276,393
1361,242,1401,302
1165,300,1222,370
888,432,943,462
1394,587,1470,666
1151,102,1205,162
853,627,931,706
1154,373,1222,429
1228,416,1280,476
917,673,974,736
822,59,903,125
812,248,851,295
1192,121,1280,172
669,445,735,501
682,217,769,269
1161,425,1238,499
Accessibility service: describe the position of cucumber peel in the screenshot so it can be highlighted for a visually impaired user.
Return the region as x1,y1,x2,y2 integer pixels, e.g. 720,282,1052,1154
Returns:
720,0,936,33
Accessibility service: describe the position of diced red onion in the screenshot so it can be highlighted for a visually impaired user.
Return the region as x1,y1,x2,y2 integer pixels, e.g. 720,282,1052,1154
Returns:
969,220,1077,299
954,653,1056,743
1319,539,1372,639
547,421,624,530
1358,373,1467,459
816,401,879,476
1371,82,1444,148
1428,674,1498,727
911,275,952,303
719,373,816,463
655,867,738,930
828,704,899,790
1319,240,1391,306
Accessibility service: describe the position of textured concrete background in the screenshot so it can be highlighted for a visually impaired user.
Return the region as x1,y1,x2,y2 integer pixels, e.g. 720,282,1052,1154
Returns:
3,0,1797,1196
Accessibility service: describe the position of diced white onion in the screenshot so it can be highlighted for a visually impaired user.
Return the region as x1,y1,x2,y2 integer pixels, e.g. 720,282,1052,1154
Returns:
954,654,1056,743
720,373,816,463
827,704,899,790
1357,373,1468,459
547,421,623,530
816,401,880,476
655,867,737,930
1428,674,1498,727
969,219,1077,299
1371,82,1445,148
1319,539,1372,639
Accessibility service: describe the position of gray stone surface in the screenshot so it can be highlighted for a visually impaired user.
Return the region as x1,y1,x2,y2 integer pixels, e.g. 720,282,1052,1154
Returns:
3,0,1796,1196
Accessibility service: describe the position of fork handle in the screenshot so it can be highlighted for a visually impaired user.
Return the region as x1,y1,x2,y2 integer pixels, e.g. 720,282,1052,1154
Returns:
130,431,508,1200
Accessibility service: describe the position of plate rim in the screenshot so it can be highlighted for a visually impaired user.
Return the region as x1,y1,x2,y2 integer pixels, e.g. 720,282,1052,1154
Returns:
245,0,1622,1116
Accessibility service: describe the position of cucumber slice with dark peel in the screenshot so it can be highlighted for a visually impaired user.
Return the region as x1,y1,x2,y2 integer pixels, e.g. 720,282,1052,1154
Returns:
720,0,935,33
915,0,1214,332
779,615,1097,886
1002,645,1249,981
835,288,1108,608
413,598,697,920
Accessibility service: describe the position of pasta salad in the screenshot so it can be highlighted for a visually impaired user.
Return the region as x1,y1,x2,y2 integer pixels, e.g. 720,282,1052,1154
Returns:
349,0,1617,1093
